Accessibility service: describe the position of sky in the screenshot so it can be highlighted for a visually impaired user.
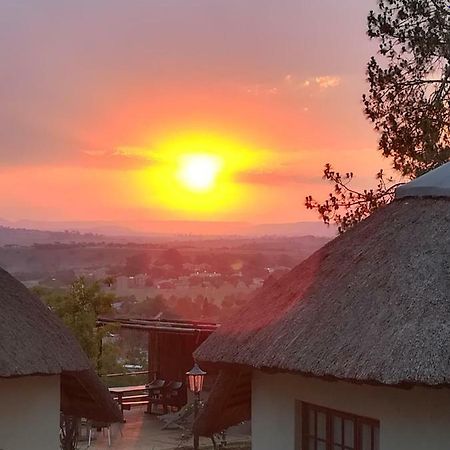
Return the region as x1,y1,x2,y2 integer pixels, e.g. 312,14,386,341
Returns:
0,0,392,231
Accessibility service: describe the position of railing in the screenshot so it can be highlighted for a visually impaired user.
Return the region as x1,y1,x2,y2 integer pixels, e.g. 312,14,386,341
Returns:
103,370,151,378
101,370,153,388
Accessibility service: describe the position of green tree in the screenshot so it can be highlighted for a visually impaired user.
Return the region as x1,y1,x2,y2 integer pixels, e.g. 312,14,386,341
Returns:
33,277,119,374
124,252,152,276
157,248,185,271
103,275,115,288
34,278,121,449
127,295,173,319
306,0,450,233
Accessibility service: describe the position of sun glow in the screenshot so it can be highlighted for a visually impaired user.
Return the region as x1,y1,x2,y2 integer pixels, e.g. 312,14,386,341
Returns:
177,153,223,192
133,131,266,216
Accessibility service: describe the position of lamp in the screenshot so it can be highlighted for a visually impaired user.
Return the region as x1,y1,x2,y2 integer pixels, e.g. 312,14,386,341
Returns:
186,363,207,394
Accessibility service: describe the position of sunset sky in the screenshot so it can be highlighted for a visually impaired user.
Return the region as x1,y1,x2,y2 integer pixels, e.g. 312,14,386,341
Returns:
0,0,393,231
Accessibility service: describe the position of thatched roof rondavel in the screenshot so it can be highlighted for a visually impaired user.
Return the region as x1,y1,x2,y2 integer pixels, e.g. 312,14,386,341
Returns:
0,267,121,423
194,161,450,435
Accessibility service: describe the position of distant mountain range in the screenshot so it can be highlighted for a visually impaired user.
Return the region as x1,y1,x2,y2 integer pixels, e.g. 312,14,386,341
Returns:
0,218,336,246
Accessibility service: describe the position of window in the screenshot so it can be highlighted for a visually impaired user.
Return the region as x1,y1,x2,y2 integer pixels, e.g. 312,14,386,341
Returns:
298,402,379,450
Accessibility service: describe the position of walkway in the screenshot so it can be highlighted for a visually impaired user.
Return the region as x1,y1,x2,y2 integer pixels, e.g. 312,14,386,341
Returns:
79,406,250,450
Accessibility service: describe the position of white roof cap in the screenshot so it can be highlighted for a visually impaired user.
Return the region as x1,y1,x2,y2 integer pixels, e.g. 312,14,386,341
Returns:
396,161,450,199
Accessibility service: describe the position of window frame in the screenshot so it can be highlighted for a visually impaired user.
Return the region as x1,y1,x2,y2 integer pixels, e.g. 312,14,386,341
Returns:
298,401,380,450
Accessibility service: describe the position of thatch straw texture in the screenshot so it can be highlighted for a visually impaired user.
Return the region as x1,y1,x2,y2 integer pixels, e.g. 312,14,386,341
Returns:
195,198,450,386
0,267,121,422
61,370,123,422
194,368,251,436
0,267,91,376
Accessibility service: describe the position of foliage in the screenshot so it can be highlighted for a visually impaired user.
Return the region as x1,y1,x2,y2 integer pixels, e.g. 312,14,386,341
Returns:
127,294,173,318
365,0,450,176
307,0,450,232
157,248,185,270
103,275,115,287
124,252,152,276
33,277,119,374
306,165,401,233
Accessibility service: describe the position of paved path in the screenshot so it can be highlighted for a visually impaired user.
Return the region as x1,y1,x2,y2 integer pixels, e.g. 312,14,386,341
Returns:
79,407,250,450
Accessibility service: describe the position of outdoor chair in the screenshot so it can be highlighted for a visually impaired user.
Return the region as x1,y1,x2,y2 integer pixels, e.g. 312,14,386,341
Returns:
162,381,186,412
147,378,166,391
146,379,166,414
158,402,194,430
87,421,122,447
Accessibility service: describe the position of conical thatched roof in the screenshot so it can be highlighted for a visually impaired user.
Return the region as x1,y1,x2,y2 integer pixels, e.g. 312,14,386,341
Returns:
0,267,121,422
195,163,450,387
396,161,450,198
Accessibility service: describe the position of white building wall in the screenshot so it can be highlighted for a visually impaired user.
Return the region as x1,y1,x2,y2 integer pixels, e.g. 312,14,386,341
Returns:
252,371,450,450
0,375,60,450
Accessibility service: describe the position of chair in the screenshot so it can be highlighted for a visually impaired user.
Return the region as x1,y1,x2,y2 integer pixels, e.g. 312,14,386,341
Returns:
87,421,112,447
163,381,186,412
158,402,194,430
147,378,166,391
146,379,166,414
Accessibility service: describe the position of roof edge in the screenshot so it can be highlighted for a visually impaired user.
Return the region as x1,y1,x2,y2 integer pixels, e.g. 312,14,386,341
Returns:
199,359,450,390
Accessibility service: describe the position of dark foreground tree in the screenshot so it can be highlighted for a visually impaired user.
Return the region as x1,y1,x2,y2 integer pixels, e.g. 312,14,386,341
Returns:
306,0,450,233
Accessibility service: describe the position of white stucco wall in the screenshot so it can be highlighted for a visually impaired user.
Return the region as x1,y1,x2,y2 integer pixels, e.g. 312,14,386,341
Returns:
0,375,60,450
252,371,450,450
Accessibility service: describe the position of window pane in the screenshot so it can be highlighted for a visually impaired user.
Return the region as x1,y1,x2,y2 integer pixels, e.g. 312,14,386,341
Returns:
309,410,316,436
333,416,342,444
373,426,380,450
299,403,379,450
361,424,372,450
344,419,355,448
317,412,327,439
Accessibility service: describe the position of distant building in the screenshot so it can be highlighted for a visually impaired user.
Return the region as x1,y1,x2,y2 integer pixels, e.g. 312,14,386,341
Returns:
115,275,129,291
74,267,107,280
195,162,450,450
133,273,148,287
158,280,176,289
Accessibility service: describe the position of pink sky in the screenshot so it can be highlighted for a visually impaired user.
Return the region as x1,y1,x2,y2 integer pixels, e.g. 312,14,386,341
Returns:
0,0,393,228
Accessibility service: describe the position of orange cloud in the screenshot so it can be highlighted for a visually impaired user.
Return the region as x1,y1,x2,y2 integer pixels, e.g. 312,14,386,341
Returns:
314,75,341,89
244,73,342,98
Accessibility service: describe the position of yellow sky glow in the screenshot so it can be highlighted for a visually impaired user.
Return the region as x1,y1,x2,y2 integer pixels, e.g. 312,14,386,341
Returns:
132,131,269,217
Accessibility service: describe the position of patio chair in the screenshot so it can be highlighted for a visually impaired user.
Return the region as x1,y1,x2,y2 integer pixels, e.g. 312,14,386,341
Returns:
163,381,186,412
87,421,114,447
158,402,194,430
146,378,166,391
146,379,166,414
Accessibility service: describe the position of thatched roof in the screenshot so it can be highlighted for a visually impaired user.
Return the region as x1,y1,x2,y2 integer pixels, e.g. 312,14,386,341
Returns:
193,368,251,437
196,163,450,387
61,370,123,423
0,267,121,422
193,162,450,434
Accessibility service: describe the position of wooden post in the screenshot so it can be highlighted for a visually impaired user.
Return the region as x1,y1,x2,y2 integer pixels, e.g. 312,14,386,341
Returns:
97,332,103,374
193,392,200,450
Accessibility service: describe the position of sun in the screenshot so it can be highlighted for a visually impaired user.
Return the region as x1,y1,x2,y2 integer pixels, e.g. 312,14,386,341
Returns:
177,154,222,192
132,131,272,216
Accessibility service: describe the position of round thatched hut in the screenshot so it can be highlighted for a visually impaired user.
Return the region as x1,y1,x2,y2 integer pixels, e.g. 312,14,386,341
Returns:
194,162,450,450
0,267,121,450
